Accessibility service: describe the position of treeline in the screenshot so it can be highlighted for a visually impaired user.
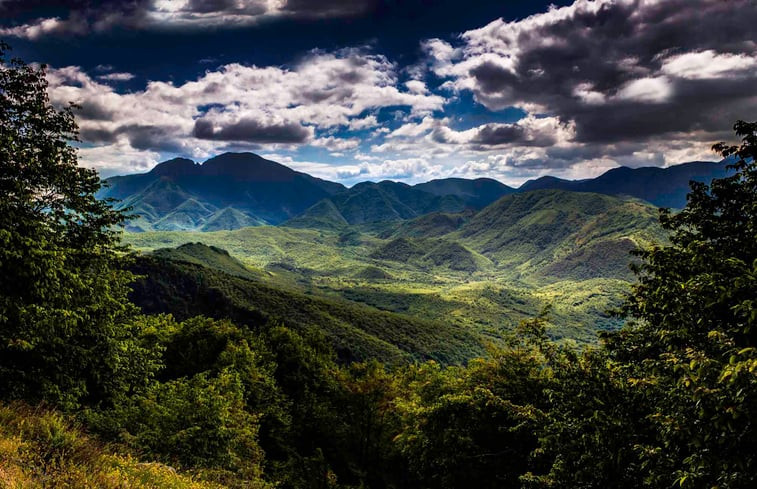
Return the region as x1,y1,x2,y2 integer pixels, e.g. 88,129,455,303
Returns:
2,44,757,488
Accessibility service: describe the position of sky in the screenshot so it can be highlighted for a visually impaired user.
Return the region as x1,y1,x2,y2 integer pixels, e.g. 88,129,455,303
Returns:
1,0,755,185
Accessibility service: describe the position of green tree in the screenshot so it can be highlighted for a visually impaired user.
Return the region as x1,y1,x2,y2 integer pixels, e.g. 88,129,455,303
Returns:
395,339,549,489
0,43,158,409
601,121,757,488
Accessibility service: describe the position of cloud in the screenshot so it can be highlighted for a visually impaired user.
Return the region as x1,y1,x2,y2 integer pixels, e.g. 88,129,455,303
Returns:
380,114,573,152
661,50,757,80
280,0,376,17
192,118,312,144
43,47,444,174
427,0,757,145
0,15,88,39
335,157,442,183
0,0,378,38
78,140,161,178
97,72,136,82
311,135,361,151
13,0,755,184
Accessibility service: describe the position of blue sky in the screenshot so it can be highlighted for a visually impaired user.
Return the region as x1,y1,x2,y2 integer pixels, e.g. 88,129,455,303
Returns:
2,0,755,185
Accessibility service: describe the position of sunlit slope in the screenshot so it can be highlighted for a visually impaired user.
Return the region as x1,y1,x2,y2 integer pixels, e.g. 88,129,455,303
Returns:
129,245,485,365
455,189,664,280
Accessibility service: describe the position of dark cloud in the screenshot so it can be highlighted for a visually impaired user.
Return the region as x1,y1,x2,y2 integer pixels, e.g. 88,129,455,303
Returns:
0,0,376,37
281,0,377,17
192,118,312,144
471,124,525,145
79,122,185,153
184,0,246,15
79,126,118,144
122,124,185,153
448,0,757,145
77,100,115,120
300,86,354,103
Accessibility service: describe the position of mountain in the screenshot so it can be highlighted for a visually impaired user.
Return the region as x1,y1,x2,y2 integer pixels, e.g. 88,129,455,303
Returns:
456,189,664,280
102,153,731,233
415,177,516,208
519,160,731,208
283,180,467,228
98,152,346,231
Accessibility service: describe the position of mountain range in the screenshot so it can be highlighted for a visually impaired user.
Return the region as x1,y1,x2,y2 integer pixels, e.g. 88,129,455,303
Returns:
99,152,730,232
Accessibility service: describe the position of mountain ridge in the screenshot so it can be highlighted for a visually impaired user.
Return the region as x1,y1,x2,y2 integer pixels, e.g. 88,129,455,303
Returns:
101,152,730,232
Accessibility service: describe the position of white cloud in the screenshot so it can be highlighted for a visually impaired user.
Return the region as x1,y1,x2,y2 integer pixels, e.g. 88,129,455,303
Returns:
97,72,136,82
311,135,361,151
78,141,161,178
661,50,757,80
347,114,380,130
45,47,446,174
615,76,672,103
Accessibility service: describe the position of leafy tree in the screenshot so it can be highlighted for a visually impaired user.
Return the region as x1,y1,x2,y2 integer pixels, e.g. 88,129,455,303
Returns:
395,338,549,489
599,121,757,488
0,43,158,409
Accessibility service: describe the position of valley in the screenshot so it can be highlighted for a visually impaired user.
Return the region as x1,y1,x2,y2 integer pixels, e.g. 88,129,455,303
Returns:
121,168,670,348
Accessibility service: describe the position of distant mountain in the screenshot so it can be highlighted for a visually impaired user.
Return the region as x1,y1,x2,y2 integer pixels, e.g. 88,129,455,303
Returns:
415,177,516,208
102,153,731,233
98,152,346,231
284,181,467,228
519,160,731,208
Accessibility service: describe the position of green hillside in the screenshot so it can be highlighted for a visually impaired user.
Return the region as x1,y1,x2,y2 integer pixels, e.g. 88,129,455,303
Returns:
283,198,349,230
370,237,426,261
456,189,664,280
151,242,263,280
130,245,484,365
389,211,471,238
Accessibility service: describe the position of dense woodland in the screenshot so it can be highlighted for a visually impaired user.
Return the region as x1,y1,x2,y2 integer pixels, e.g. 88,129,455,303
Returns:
2,44,757,488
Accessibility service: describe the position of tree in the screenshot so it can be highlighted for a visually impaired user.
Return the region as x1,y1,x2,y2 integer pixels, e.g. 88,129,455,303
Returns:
601,120,757,488
0,43,158,409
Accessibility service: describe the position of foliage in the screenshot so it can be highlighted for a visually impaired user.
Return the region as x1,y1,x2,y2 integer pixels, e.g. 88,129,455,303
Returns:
395,349,547,489
525,121,757,489
0,43,159,410
604,120,757,488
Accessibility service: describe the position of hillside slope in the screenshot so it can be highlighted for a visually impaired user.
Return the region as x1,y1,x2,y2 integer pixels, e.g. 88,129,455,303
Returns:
128,244,484,365
457,189,664,280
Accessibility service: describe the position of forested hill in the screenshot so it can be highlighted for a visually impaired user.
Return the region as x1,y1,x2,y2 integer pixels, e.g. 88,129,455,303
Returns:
128,244,484,365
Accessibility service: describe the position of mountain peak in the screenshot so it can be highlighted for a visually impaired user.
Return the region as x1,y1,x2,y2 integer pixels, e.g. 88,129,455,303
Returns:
149,157,198,177
200,152,295,181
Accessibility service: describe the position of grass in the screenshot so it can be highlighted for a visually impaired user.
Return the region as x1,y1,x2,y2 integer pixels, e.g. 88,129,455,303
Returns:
0,403,247,489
